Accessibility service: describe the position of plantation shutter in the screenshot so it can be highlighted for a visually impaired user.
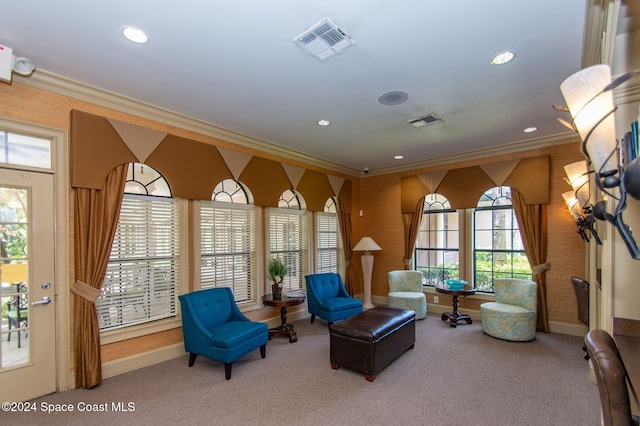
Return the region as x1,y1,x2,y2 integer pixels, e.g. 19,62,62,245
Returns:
316,212,342,274
97,194,179,331
199,202,254,302
269,209,307,291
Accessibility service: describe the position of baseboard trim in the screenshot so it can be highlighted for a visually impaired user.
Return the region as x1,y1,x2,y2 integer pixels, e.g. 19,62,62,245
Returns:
102,343,186,380
100,311,313,380
97,305,584,381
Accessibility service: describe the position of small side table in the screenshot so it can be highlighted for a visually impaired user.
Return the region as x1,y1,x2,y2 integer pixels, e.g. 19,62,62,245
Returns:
435,284,476,328
261,294,306,343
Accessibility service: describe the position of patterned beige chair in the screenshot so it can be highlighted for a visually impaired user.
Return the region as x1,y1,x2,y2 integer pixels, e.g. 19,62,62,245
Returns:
387,270,426,320
480,278,537,341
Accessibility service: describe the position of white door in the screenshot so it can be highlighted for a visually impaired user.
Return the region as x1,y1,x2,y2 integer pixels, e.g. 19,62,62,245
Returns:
0,168,56,402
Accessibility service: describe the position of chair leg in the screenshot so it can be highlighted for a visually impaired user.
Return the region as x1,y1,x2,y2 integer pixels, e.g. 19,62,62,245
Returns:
188,353,197,367
310,314,316,324
225,363,232,380
260,344,266,359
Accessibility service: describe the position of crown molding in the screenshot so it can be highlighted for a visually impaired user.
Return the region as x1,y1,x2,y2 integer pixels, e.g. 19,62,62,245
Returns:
14,70,360,177
364,133,580,177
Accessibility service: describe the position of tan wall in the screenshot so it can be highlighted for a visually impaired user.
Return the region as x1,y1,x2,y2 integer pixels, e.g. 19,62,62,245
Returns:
0,80,587,373
0,82,359,366
358,143,588,325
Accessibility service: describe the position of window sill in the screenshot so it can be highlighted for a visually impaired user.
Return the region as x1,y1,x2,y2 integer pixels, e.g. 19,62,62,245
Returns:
100,317,182,345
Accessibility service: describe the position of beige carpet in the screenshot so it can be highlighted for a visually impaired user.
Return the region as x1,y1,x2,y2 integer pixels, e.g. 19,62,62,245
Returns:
3,312,600,425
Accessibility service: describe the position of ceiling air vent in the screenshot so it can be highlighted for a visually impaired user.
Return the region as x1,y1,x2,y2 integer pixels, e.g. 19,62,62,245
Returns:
293,18,355,61
407,113,444,129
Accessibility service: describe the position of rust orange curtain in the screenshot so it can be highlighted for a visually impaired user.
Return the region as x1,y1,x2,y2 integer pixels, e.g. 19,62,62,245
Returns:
72,164,128,388
511,189,549,333
403,196,425,270
336,197,354,295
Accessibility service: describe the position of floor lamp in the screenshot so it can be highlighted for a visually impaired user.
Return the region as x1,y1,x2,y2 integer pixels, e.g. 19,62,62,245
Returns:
353,237,382,310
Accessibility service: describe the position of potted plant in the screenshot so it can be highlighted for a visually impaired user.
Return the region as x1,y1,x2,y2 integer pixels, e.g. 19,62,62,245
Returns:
267,257,287,299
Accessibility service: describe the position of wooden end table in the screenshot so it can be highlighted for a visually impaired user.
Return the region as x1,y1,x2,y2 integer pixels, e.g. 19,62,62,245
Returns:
261,294,306,343
435,284,476,328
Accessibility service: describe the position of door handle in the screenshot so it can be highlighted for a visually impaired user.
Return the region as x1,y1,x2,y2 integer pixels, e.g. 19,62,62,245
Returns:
32,296,52,306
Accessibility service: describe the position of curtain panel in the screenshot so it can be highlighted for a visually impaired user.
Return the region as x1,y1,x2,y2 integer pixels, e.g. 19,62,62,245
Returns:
71,164,128,389
511,189,550,333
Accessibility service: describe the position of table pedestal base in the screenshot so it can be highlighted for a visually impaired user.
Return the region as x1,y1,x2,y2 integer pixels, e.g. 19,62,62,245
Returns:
268,306,298,343
440,295,473,328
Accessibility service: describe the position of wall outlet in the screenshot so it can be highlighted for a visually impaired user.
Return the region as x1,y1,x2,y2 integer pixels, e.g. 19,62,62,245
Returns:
433,296,439,304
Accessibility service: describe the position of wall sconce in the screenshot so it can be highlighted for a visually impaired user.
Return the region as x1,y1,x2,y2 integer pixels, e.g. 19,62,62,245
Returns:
562,161,601,244
557,64,640,259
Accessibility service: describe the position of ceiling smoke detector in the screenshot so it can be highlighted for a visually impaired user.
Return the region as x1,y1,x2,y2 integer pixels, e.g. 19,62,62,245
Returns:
293,18,355,61
407,113,443,128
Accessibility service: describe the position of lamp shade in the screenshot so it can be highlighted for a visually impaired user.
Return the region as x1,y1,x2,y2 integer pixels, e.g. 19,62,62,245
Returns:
562,191,582,222
560,64,618,175
353,237,382,252
564,161,590,207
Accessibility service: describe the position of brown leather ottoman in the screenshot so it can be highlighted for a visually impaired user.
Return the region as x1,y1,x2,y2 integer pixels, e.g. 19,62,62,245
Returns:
329,306,415,381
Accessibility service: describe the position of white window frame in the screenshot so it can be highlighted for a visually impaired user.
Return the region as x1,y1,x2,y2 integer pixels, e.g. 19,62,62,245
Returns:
197,200,257,305
315,211,343,275
99,197,188,345
267,207,308,292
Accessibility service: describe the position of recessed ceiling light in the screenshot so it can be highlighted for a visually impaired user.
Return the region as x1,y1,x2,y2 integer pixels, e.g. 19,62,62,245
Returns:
122,26,149,44
523,127,538,133
318,119,331,126
394,155,404,160
490,50,515,65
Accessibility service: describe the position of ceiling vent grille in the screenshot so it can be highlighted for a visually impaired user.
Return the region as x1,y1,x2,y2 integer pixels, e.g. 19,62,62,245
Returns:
293,18,355,61
407,113,444,129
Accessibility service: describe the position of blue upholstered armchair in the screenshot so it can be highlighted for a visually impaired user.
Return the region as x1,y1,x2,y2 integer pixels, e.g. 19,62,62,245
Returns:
305,273,363,325
179,287,268,380
480,278,537,342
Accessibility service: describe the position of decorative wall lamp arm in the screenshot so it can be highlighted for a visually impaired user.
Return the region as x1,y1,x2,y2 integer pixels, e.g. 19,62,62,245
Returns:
557,65,640,259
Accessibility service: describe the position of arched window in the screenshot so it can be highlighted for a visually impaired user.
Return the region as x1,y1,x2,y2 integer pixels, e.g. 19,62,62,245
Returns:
212,179,250,204
414,193,459,286
199,179,255,302
269,190,307,291
316,197,342,274
473,186,531,292
98,163,179,331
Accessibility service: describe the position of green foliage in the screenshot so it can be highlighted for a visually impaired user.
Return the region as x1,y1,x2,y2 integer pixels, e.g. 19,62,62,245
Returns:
267,257,287,285
419,266,459,286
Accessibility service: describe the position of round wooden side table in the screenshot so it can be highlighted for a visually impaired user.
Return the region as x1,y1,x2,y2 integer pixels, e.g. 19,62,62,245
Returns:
261,294,306,343
435,284,476,328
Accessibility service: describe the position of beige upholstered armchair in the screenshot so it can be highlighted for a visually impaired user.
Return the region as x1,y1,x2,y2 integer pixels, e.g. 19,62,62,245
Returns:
480,278,537,341
387,270,427,320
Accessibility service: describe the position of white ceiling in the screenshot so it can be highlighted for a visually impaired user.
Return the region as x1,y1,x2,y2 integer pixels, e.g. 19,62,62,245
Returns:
0,0,587,174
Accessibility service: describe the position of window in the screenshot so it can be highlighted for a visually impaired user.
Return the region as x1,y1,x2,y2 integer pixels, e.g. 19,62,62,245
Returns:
0,131,52,169
200,180,255,303
474,186,531,292
269,190,307,291
316,197,342,274
414,194,459,287
97,164,179,331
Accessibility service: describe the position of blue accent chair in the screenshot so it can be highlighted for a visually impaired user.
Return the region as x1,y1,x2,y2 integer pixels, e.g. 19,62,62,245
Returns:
179,287,268,380
305,273,363,325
